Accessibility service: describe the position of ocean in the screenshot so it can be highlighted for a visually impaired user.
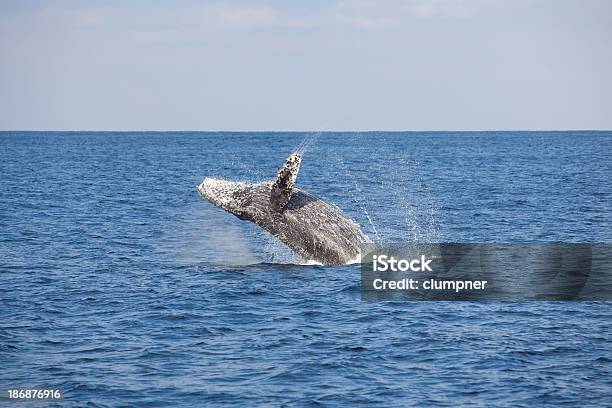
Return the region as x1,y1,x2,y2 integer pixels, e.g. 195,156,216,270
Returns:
1,131,611,406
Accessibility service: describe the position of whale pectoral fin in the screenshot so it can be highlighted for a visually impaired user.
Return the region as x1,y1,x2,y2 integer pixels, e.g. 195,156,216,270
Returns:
270,153,301,212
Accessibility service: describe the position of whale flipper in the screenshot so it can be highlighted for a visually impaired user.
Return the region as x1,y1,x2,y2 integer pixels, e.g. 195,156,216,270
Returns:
270,153,301,212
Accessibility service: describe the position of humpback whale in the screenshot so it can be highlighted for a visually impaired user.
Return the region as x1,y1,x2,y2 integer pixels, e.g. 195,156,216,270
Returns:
197,153,369,265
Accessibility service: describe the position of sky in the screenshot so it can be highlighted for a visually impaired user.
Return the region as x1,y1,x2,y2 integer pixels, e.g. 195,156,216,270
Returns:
0,0,611,131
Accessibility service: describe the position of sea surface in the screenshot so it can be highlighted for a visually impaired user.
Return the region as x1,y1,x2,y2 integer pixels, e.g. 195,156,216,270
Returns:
1,131,611,407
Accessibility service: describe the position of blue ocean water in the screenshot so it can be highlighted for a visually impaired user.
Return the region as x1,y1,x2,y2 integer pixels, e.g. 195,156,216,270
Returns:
0,131,611,407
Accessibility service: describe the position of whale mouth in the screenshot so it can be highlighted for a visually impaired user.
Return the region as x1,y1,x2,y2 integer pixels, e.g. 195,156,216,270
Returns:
197,178,252,215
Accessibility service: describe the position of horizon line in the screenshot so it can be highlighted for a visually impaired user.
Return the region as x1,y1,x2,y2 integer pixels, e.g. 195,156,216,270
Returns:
1,129,612,133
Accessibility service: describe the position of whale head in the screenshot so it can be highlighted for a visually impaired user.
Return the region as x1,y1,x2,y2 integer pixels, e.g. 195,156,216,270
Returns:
198,153,301,218
197,178,253,217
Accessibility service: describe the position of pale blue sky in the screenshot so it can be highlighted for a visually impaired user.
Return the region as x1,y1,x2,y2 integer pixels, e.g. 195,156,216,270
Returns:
1,0,611,130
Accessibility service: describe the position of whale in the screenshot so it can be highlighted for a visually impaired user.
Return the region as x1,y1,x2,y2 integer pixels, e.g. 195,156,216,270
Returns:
197,153,369,265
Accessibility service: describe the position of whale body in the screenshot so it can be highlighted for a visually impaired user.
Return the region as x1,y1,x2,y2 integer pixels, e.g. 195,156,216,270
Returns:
197,153,369,265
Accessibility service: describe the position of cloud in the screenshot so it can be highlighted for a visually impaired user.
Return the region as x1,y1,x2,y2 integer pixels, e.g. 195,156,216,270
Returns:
210,4,282,29
196,0,482,31
413,3,436,17
7,1,481,34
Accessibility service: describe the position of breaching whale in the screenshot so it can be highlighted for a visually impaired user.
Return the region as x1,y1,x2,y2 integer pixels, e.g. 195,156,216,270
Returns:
197,153,369,265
